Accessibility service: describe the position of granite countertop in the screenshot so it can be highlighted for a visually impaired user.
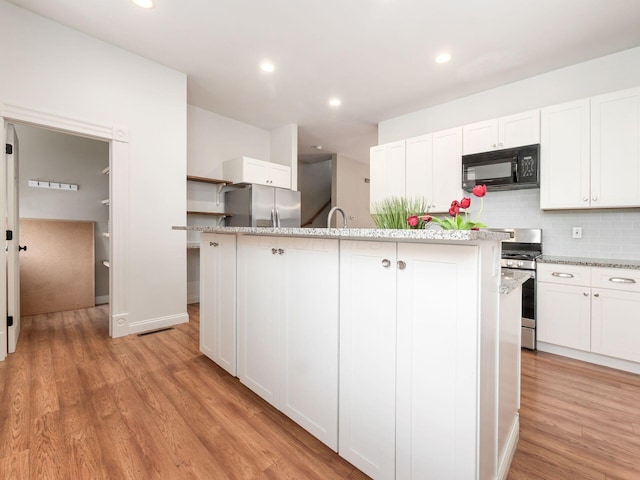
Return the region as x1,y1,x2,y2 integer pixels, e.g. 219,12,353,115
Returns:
173,226,510,242
537,255,640,270
499,270,531,294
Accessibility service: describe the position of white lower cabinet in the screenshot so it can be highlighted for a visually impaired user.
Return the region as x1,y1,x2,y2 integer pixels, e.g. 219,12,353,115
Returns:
199,233,237,375
339,240,481,480
236,235,339,450
537,264,640,364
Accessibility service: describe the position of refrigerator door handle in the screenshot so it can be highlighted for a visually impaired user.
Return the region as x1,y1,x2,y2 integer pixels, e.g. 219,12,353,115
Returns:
271,209,276,227
275,209,281,227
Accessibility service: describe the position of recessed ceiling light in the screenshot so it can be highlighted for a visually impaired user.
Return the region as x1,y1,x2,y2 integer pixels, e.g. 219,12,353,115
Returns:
435,53,452,64
329,98,342,107
260,61,275,73
132,0,154,8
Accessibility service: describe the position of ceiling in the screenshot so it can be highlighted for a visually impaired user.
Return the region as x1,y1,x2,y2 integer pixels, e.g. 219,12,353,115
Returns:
8,0,640,163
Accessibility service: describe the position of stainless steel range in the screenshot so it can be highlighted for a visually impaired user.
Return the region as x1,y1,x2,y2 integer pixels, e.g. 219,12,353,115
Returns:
492,228,542,350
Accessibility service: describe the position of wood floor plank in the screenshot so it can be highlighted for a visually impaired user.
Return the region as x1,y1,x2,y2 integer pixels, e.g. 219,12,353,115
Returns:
3,304,640,479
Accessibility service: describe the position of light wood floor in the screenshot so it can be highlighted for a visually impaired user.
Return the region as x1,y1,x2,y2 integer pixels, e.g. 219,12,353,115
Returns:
1,305,639,479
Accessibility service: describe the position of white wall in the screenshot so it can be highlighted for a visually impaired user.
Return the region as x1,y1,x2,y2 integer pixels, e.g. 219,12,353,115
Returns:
299,160,332,227
332,154,374,229
0,1,188,330
16,124,109,301
379,46,640,144
378,46,640,260
270,124,299,190
186,105,271,303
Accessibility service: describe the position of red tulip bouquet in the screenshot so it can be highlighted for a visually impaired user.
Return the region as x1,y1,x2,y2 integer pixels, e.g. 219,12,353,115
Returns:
407,184,488,230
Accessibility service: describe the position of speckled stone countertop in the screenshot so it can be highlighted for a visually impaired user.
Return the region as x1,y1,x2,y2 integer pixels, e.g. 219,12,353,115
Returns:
499,270,531,295
538,255,640,270
173,226,510,242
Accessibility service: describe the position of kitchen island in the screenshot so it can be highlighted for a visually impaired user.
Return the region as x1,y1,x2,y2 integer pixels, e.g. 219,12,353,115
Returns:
174,226,520,480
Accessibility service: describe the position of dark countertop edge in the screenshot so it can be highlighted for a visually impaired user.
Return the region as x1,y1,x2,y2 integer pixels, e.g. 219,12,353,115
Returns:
538,255,640,270
172,226,510,242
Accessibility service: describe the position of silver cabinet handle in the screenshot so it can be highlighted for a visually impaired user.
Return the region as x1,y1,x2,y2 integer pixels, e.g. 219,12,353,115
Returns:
278,248,284,255
583,197,588,202
397,260,406,270
609,277,636,284
209,241,219,247
271,248,278,255
552,272,574,278
583,292,589,296
594,293,600,297
381,259,391,268
592,196,598,201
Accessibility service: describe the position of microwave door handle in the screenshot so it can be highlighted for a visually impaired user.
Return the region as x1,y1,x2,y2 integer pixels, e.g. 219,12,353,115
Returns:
513,159,519,183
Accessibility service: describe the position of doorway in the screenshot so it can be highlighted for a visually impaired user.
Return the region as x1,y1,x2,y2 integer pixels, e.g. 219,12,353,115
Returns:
1,105,130,361
16,124,110,316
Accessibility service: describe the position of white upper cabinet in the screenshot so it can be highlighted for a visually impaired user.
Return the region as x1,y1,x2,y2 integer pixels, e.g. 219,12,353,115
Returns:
590,87,640,208
223,156,292,189
374,128,462,214
370,141,406,211
431,127,463,212
463,110,540,155
540,99,591,209
541,87,640,210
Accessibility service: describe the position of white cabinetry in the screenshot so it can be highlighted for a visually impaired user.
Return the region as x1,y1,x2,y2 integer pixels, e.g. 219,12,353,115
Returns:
591,88,640,208
223,156,291,189
236,235,339,450
372,128,462,213
463,110,540,155
590,268,640,363
540,99,591,209
339,240,481,480
538,264,640,365
199,233,236,375
370,141,406,208
541,88,640,209
537,264,591,352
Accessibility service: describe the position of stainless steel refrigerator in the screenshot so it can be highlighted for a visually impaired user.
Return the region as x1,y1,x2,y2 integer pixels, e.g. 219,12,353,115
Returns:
224,184,301,227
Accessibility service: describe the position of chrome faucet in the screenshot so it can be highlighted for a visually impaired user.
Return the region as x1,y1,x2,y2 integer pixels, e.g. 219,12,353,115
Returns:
327,207,348,228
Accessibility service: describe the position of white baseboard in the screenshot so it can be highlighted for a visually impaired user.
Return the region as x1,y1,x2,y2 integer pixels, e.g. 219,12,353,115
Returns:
127,312,189,335
497,414,519,480
187,295,199,304
537,342,640,375
95,295,109,305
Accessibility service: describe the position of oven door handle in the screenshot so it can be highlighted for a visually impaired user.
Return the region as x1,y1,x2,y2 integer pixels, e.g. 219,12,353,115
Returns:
551,272,574,278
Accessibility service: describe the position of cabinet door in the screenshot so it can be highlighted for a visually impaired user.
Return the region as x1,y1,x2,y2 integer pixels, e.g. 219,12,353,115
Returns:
279,237,339,450
463,119,498,155
339,240,397,480
237,235,280,407
405,134,432,202
591,288,640,363
431,127,463,212
369,141,406,212
242,157,270,185
268,163,292,189
591,87,640,208
537,282,591,351
540,99,590,209
199,233,237,375
395,243,479,480
499,109,540,149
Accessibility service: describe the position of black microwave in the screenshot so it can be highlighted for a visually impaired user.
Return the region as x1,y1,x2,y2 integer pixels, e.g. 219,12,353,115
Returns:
462,144,540,192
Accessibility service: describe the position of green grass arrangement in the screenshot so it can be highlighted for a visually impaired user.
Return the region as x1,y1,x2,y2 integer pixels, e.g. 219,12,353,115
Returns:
371,197,430,229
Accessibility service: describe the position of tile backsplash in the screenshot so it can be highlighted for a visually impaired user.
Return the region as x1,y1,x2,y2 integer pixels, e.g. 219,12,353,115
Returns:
464,189,640,260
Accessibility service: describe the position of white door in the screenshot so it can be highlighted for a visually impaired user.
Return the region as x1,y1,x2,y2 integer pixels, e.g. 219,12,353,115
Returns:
6,124,20,354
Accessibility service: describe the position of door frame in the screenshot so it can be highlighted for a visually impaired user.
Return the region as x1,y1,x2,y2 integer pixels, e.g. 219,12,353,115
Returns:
0,102,130,357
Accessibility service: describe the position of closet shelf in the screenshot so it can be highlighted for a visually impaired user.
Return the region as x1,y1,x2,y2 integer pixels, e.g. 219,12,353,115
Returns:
186,211,231,217
186,175,232,185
